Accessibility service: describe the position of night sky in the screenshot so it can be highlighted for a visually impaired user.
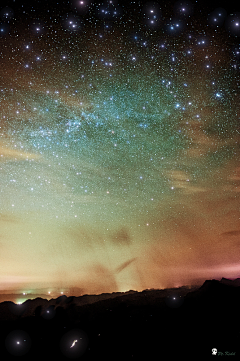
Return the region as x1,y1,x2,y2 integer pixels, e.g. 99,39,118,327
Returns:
0,0,240,295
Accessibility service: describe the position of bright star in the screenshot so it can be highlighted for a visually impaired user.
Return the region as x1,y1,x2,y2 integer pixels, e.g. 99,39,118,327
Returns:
70,340,78,348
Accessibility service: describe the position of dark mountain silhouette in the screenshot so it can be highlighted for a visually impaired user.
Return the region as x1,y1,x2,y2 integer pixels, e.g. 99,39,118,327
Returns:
220,277,240,287
0,279,239,360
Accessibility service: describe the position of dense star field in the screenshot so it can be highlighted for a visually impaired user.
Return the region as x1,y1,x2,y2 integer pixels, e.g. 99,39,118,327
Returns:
0,0,240,294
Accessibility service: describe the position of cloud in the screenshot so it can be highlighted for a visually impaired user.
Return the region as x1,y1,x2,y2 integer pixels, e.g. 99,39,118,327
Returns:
0,275,45,290
165,169,209,193
228,167,240,181
110,228,131,246
179,117,240,166
0,213,19,223
115,258,137,274
80,264,118,294
221,230,240,237
0,141,41,161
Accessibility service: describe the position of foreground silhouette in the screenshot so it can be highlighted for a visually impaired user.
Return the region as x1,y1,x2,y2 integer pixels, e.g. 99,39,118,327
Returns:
0,278,239,360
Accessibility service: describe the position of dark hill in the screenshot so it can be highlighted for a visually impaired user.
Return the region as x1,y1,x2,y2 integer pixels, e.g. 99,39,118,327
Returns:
0,280,239,360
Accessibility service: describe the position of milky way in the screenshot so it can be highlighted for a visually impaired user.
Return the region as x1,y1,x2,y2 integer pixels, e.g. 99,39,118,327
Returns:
0,0,240,294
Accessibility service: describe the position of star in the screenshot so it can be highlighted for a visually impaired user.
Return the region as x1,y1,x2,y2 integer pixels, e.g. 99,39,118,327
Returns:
70,340,78,348
0,0,240,300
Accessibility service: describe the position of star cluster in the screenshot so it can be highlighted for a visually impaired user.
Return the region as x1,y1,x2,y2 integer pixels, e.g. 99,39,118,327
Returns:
0,0,240,293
